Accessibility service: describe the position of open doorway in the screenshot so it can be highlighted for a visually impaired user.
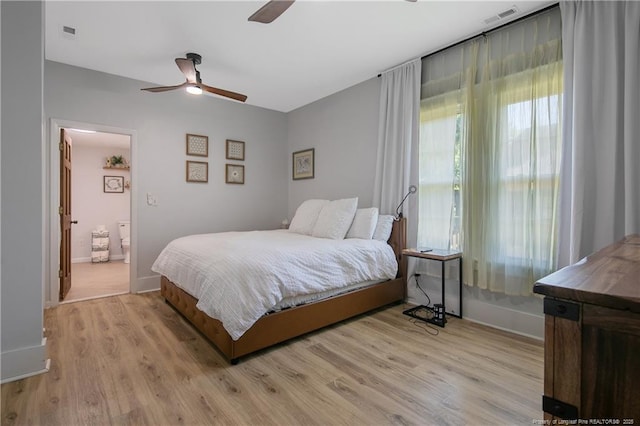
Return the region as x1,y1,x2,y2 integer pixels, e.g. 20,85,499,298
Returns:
60,127,132,303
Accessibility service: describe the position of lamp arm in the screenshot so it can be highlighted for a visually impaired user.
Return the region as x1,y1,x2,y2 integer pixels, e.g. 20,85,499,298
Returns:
395,185,417,218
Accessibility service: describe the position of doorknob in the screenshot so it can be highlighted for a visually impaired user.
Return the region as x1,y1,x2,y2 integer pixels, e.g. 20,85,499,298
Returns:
71,220,78,224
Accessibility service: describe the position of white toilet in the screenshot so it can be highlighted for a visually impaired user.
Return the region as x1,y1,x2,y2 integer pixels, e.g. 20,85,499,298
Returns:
117,220,130,264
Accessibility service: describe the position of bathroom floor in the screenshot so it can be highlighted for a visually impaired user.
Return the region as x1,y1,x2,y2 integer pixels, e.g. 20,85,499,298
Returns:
64,260,129,303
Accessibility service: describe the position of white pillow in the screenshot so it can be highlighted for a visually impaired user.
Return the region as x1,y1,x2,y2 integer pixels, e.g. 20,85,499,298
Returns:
288,199,329,235
346,207,379,239
311,197,358,240
372,214,395,242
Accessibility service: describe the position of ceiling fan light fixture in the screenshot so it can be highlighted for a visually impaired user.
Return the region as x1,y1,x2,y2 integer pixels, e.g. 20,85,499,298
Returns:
186,85,202,95
142,53,247,102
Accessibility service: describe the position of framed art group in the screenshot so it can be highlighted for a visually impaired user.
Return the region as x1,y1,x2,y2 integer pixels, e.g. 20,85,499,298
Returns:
184,135,317,183
184,134,246,184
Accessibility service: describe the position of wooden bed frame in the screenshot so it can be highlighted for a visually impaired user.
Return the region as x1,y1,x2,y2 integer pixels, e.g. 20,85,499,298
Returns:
161,218,407,364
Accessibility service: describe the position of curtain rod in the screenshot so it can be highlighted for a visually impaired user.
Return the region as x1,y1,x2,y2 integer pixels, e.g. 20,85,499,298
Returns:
378,2,559,77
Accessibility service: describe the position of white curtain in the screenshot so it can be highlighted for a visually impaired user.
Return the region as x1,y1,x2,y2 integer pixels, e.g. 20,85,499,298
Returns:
373,59,421,227
418,8,563,295
557,1,640,266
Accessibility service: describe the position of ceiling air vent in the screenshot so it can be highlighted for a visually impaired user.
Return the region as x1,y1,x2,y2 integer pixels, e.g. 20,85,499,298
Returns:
498,8,517,19
483,6,519,26
61,25,76,40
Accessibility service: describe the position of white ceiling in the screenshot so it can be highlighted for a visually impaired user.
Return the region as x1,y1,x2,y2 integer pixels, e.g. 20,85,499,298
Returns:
45,0,553,113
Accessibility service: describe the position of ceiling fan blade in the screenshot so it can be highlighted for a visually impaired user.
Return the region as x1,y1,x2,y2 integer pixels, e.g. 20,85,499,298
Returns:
200,83,247,102
249,0,295,23
175,58,197,83
141,82,188,93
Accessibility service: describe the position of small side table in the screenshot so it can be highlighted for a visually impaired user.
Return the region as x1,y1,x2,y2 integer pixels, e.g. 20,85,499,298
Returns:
402,248,462,327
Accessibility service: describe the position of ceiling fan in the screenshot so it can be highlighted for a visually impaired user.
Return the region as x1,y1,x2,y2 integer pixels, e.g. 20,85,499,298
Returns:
249,0,417,24
141,53,247,102
248,0,295,23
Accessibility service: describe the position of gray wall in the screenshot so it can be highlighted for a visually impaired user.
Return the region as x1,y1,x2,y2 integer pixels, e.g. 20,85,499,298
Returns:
44,61,288,298
1,1,47,380
287,77,381,215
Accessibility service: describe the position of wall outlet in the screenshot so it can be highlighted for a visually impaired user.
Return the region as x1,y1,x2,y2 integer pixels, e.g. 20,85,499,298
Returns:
146,192,158,206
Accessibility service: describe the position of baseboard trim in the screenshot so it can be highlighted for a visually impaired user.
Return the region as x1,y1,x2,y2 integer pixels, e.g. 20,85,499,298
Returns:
136,275,160,293
72,255,124,264
1,338,50,384
464,317,543,341
463,298,544,340
406,295,544,340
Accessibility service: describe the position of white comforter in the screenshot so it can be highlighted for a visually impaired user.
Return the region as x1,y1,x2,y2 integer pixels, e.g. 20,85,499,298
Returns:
151,229,398,340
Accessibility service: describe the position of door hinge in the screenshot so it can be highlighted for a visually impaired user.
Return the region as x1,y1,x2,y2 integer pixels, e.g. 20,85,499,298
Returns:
59,206,63,215
58,270,63,278
544,298,580,321
542,395,578,419
59,142,64,151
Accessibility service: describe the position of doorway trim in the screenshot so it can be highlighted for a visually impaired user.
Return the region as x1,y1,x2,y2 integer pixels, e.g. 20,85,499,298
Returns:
46,118,138,307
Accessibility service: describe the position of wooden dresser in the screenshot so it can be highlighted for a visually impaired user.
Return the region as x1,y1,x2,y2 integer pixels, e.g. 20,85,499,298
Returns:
533,234,640,422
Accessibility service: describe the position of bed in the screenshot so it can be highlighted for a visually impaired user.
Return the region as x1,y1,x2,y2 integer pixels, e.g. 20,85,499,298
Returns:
155,208,407,364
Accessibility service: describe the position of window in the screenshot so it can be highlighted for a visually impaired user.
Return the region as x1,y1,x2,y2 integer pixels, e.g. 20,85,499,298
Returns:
418,100,463,252
497,94,561,268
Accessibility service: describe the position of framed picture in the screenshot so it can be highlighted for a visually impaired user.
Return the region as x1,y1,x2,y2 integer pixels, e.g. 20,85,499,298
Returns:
292,148,314,180
103,176,124,193
186,134,208,157
225,164,245,184
186,161,208,183
226,139,245,161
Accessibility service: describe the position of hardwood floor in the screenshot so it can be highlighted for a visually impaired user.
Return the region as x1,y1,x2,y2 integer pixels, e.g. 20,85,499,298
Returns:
64,261,129,302
1,292,544,425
